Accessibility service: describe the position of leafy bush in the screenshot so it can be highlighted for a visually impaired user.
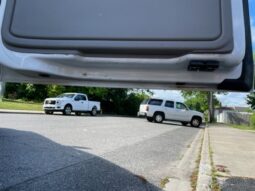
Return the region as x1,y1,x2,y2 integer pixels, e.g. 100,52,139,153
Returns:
250,113,255,128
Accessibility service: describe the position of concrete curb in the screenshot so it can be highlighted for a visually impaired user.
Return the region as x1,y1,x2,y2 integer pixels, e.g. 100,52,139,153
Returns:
165,128,204,191
196,127,212,191
0,109,44,115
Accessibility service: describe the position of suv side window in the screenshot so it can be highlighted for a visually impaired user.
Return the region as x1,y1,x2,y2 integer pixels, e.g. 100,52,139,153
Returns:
148,99,163,106
165,101,174,108
176,102,187,110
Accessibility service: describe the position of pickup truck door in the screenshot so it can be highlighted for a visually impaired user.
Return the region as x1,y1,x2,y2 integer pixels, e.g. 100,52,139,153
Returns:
175,102,189,121
80,95,89,111
73,95,88,111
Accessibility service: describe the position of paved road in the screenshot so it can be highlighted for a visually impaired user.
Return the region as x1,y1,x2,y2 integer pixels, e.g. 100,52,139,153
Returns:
0,113,200,191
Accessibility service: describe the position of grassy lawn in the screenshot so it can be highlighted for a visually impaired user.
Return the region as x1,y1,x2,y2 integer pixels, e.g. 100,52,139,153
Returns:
0,99,43,111
231,124,255,131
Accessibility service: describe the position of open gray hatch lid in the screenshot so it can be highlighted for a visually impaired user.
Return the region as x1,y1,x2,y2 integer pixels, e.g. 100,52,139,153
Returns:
2,0,233,54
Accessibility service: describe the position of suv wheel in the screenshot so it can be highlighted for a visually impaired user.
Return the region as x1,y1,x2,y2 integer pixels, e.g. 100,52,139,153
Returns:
154,113,164,123
191,117,202,127
63,105,72,115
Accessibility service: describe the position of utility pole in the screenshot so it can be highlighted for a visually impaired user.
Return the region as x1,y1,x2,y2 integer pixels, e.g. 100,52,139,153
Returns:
0,82,6,101
208,91,214,123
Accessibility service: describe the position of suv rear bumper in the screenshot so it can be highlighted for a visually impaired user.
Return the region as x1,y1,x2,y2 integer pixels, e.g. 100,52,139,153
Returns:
137,111,147,117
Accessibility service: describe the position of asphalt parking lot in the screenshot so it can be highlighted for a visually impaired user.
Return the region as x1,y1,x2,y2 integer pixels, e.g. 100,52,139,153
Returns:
0,113,201,191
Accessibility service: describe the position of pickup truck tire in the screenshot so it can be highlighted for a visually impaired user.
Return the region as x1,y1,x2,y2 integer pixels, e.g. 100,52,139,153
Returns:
182,122,188,126
63,105,72,115
191,117,202,127
45,111,53,115
147,117,153,122
153,112,164,123
90,107,97,116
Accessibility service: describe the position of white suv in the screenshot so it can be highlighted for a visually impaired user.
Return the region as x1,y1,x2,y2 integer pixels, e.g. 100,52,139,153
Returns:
139,98,204,127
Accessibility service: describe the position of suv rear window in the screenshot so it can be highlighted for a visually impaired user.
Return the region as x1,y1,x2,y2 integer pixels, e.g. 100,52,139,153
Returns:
148,99,163,106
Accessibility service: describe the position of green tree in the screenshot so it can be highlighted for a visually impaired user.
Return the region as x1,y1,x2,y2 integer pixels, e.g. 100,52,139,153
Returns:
123,90,151,116
46,85,65,97
247,93,255,110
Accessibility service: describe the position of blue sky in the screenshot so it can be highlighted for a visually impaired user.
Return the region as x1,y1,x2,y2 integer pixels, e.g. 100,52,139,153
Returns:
250,0,255,48
153,2,255,108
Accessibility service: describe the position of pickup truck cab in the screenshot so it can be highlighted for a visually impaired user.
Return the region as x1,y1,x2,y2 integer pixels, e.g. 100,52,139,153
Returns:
140,98,204,127
43,93,101,116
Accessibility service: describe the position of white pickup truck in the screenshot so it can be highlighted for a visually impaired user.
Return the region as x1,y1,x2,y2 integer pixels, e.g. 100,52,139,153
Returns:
43,93,101,116
138,98,204,127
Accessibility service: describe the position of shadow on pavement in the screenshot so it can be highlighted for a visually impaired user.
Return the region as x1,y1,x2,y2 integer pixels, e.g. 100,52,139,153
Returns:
0,128,162,191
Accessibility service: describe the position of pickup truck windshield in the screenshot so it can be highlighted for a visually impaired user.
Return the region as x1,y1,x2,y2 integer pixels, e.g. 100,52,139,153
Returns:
57,93,75,98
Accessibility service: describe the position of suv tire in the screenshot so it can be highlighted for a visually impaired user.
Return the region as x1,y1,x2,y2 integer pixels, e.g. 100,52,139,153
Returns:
153,113,164,123
191,117,202,127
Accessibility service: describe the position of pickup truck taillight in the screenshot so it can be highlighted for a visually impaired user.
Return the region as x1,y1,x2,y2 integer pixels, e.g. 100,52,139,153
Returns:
146,106,149,112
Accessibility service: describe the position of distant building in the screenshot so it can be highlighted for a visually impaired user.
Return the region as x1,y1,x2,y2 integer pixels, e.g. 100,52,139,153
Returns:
214,106,250,117
214,106,252,125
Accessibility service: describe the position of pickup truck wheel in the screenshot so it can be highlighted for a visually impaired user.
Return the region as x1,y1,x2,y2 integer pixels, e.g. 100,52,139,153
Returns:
147,117,153,122
191,117,201,127
182,122,188,126
63,105,72,115
90,107,97,116
45,111,53,115
154,113,164,123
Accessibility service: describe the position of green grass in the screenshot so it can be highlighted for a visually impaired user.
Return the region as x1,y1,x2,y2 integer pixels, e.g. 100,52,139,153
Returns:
0,99,43,111
231,124,255,131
